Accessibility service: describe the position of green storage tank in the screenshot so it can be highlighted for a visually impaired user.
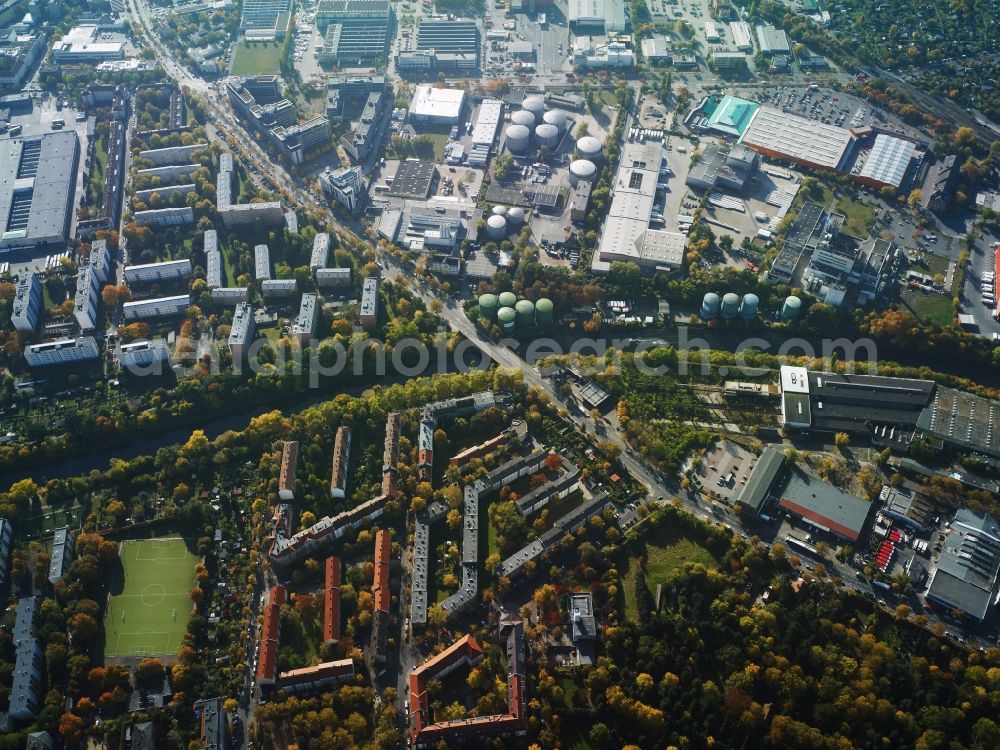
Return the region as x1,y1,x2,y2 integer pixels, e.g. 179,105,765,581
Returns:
515,299,535,327
535,297,554,324
479,293,499,321
497,306,517,332
498,291,517,308
781,295,802,320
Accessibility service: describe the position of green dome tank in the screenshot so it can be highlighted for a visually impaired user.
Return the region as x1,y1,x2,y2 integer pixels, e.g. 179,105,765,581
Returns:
497,306,517,331
479,293,499,321
515,299,535,327
498,291,517,308
781,295,802,320
535,297,554,324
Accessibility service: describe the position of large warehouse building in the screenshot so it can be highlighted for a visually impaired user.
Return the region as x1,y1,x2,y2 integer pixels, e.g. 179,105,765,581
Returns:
409,86,465,124
0,131,80,250
568,0,628,33
854,134,918,190
739,106,856,173
592,140,686,275
925,508,1000,622
779,471,874,542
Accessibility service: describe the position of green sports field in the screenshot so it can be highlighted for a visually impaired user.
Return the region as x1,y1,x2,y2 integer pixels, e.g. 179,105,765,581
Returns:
105,538,198,658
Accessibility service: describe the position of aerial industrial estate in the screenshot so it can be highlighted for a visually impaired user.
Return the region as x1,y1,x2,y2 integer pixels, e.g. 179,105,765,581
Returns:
2,0,1000,747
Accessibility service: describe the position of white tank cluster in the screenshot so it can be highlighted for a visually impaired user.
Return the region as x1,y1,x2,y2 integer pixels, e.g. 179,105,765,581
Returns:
569,159,597,187
521,95,546,120
534,123,559,150
492,205,507,216
542,109,567,133
511,110,535,128
504,124,531,153
486,214,508,240
507,206,525,225
576,135,603,161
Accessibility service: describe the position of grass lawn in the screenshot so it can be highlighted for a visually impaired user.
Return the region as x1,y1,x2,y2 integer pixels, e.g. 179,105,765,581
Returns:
807,184,877,239
18,503,83,542
621,524,719,622
230,40,283,75
900,288,955,326
105,538,198,657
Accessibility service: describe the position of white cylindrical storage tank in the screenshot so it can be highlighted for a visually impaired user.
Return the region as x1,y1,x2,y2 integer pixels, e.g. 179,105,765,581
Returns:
576,135,603,161
720,292,740,319
700,292,720,320
505,124,530,154
739,293,759,319
535,123,559,150
492,205,507,216
522,95,545,120
486,214,507,240
542,109,567,132
569,159,597,187
507,206,525,225
511,110,535,128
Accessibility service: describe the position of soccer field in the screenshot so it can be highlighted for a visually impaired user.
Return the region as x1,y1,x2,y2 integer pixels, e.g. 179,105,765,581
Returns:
105,538,198,658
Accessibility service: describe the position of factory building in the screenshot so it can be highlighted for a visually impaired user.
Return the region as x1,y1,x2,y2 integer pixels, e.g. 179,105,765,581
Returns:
755,24,790,55
925,508,1000,622
592,140,686,274
854,134,917,190
405,19,480,72
409,86,465,125
568,0,627,33
739,106,856,173
0,131,80,250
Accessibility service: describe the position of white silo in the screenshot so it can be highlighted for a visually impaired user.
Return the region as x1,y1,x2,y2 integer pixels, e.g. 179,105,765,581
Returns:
522,95,546,120
486,214,507,240
542,109,568,133
492,205,508,216
576,135,603,161
535,123,559,150
507,206,525,225
511,110,535,128
504,124,531,154
569,159,597,187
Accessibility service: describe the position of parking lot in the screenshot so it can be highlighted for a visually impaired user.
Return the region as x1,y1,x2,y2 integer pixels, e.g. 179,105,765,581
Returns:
694,441,759,506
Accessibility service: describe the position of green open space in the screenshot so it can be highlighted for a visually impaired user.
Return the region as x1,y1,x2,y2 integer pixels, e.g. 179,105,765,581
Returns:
621,524,719,622
105,538,198,658
18,503,84,542
900,289,955,327
230,40,283,75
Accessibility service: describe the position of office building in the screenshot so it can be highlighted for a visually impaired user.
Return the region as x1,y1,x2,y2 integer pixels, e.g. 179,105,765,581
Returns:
52,25,125,62
241,0,291,32
48,526,75,585
0,131,80,250
640,36,672,65
278,440,298,500
122,295,190,321
592,140,686,274
124,258,193,285
11,272,41,333
360,276,379,330
73,263,100,332
330,426,351,499
409,86,465,125
325,74,387,120
925,509,1000,621
292,293,319,346
228,302,255,368
319,166,365,214
371,529,390,662
323,556,347,643
0,31,46,89
316,0,392,65
134,207,195,227
339,90,388,164
25,336,100,367
118,339,171,373
310,232,330,271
